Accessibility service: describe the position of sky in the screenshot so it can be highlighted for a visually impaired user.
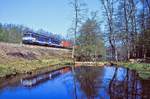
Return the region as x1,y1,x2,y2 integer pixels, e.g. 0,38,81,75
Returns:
0,0,101,36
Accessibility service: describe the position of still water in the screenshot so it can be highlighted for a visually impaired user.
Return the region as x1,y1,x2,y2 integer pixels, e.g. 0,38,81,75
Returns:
0,66,149,99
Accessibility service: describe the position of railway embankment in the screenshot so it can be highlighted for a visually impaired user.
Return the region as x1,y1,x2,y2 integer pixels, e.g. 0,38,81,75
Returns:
0,42,72,78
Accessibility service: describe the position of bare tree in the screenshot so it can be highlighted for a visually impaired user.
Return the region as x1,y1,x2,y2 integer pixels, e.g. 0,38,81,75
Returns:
145,0,150,13
138,0,150,59
69,0,87,62
100,0,118,61
123,0,138,59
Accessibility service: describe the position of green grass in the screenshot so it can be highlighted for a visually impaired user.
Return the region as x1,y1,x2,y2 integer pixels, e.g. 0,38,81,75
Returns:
117,62,150,79
3,58,149,80
0,58,73,78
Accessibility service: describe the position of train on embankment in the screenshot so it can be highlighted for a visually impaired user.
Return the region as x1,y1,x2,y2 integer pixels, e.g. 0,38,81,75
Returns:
22,31,72,49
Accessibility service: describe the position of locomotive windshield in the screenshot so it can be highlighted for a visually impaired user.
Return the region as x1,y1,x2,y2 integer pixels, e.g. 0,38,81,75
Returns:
23,33,31,37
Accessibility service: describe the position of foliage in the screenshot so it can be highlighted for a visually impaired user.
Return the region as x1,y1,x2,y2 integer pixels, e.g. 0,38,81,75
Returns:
76,18,106,61
0,23,24,43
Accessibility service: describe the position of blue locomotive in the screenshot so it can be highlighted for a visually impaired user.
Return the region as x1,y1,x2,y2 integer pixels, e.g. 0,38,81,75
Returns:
22,31,62,47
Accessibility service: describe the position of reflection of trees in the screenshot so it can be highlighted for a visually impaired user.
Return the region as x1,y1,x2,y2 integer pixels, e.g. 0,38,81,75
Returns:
61,66,150,99
74,66,103,99
109,67,143,99
141,79,150,99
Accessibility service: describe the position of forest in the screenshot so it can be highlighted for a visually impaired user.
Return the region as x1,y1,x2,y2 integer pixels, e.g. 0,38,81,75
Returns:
70,0,150,62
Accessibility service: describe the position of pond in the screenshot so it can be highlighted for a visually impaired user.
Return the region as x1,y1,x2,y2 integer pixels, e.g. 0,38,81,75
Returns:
0,66,149,99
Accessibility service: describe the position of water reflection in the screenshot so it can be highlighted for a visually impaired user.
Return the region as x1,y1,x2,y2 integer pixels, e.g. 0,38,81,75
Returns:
72,66,150,99
108,67,142,99
0,66,149,99
21,67,71,87
74,66,103,99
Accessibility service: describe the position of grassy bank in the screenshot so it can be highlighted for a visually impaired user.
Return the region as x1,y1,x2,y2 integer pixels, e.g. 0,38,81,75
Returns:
0,59,73,78
0,42,72,78
117,62,150,79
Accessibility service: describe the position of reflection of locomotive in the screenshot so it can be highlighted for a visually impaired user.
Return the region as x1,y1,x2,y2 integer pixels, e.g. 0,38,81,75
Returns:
22,31,72,48
21,67,71,87
21,70,61,87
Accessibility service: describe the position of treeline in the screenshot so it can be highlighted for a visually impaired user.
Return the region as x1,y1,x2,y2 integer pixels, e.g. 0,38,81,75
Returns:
100,0,150,61
70,0,150,62
0,23,26,43
0,23,63,44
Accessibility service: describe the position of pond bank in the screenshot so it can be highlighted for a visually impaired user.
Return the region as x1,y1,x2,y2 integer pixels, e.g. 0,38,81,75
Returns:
0,59,73,78
75,61,106,67
0,59,149,80
116,62,150,79
75,61,150,79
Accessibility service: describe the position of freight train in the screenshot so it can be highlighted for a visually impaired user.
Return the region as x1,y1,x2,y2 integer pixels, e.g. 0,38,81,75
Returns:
22,31,72,48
